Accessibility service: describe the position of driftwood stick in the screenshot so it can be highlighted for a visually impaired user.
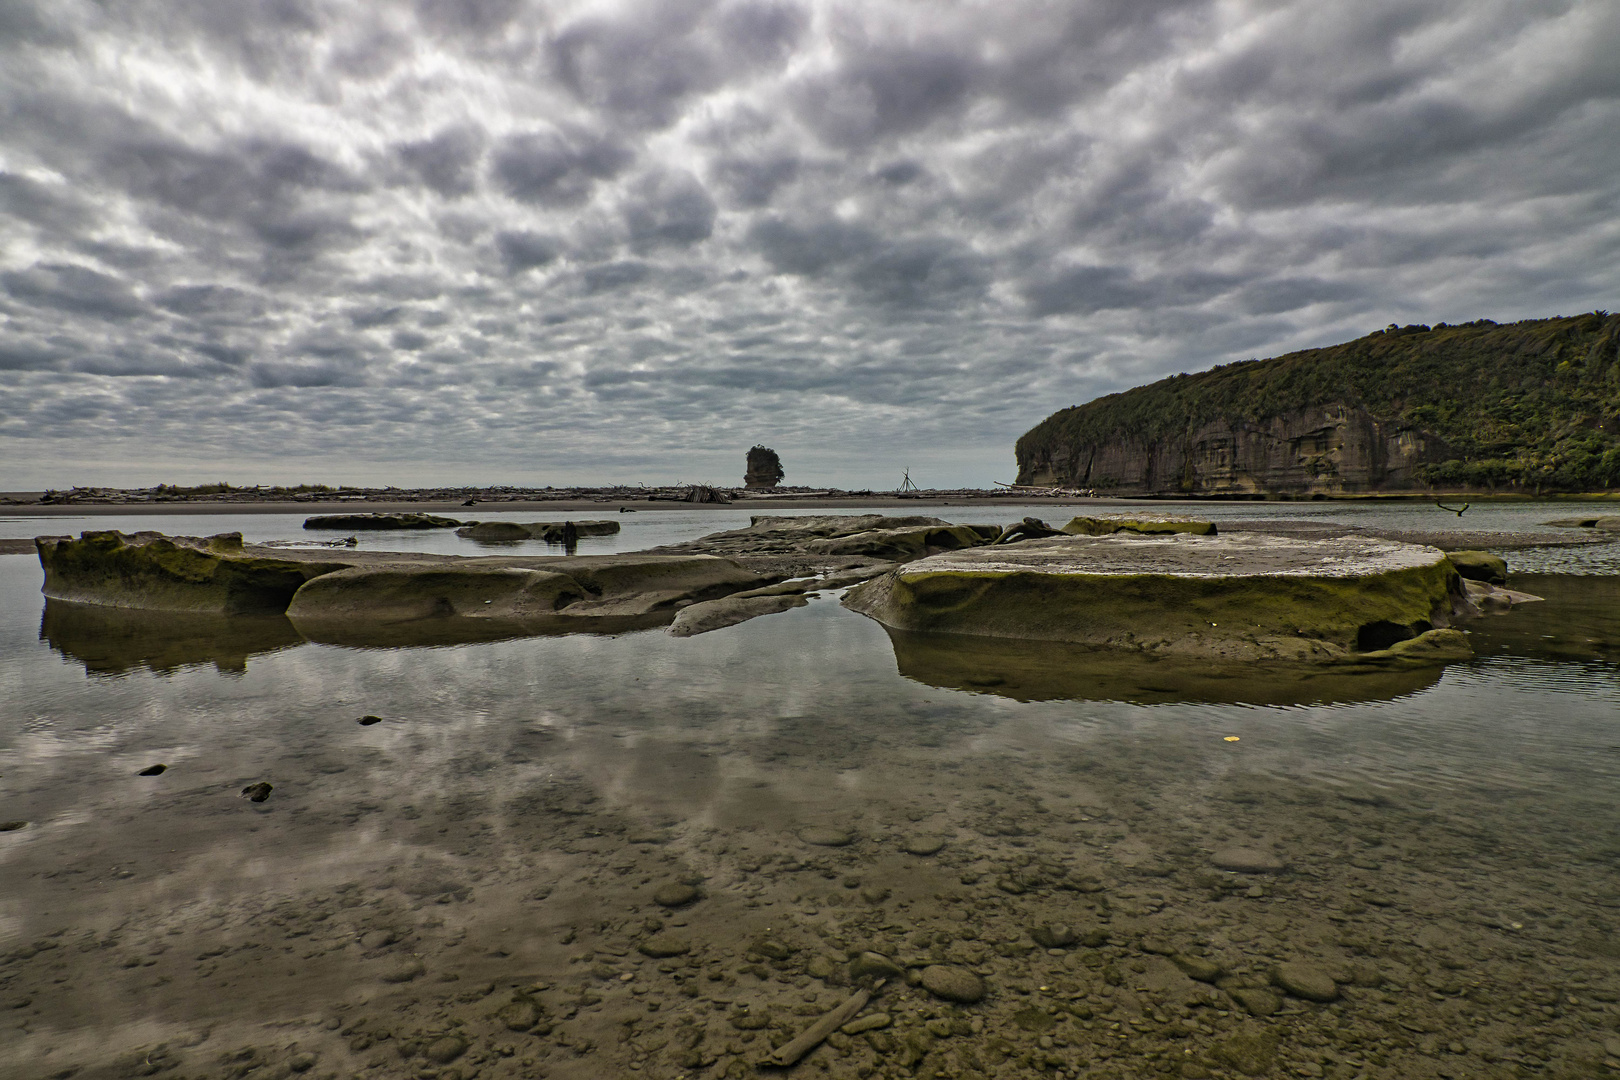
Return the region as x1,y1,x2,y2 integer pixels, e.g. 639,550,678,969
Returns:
758,982,878,1068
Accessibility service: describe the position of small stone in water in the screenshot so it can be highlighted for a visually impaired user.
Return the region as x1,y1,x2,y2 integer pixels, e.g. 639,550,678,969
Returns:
357,715,383,726
424,1035,467,1064
137,764,167,776
653,882,700,907
1229,987,1281,1016
920,965,986,1003
1273,962,1340,1002
1031,924,1076,949
901,836,945,856
1171,954,1225,983
638,932,692,958
798,826,855,847
380,957,424,983
850,952,905,983
1211,848,1287,873
240,782,273,803
0,821,29,832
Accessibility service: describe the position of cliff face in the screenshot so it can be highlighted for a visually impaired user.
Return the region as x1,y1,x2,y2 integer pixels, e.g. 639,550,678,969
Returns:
1017,313,1620,495
1020,402,1455,495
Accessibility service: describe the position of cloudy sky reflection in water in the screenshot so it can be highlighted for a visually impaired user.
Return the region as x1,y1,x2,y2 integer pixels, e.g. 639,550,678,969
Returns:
1,0,1617,488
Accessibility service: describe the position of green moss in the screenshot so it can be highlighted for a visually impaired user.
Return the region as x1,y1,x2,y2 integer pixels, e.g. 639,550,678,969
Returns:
1445,550,1508,584
847,556,1460,661
37,531,344,614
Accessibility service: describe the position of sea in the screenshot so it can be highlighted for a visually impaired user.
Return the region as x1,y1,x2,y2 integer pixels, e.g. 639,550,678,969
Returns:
1,501,1617,1080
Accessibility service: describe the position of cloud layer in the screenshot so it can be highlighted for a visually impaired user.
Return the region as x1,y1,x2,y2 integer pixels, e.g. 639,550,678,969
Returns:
2,0,1617,488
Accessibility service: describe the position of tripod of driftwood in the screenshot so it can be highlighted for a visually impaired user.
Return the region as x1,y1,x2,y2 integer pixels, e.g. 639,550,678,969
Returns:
898,469,918,493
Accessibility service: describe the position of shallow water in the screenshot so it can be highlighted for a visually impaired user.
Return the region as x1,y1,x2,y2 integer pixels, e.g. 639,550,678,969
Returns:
5,498,1619,572
2,514,1620,1080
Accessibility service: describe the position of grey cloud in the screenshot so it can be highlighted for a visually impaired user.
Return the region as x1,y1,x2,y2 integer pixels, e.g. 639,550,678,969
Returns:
396,126,484,197
709,154,799,208
495,230,560,272
0,335,62,371
793,38,980,147
1,0,1617,489
551,10,717,130
750,217,984,307
348,305,405,329
0,172,89,232
248,361,364,388
491,128,633,206
583,261,651,293
624,170,717,250
154,285,268,322
1020,265,1149,317
2,264,146,320
413,0,523,38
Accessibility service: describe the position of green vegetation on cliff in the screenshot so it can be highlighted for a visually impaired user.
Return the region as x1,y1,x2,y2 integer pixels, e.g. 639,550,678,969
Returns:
1018,312,1620,492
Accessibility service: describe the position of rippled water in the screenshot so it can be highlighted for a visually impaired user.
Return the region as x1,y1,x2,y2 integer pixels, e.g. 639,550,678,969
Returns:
2,508,1619,1080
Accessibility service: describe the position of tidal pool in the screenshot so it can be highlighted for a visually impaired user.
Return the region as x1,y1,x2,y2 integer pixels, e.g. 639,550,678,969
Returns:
1,515,1619,1080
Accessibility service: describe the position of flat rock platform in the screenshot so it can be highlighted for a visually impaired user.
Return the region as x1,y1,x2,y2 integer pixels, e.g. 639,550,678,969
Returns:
845,532,1471,662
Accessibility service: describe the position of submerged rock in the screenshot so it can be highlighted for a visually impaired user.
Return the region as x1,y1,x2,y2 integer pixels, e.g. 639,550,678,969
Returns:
653,882,701,907
850,952,905,984
137,764,167,776
241,782,273,803
304,513,462,530
1273,962,1340,1002
456,520,621,542
1211,848,1287,874
668,593,807,637
456,521,531,541
845,532,1469,663
919,965,986,1003
638,932,692,958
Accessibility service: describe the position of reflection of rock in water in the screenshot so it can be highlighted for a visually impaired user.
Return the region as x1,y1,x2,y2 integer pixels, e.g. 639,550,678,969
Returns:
1466,574,1620,663
882,626,1443,706
40,599,304,676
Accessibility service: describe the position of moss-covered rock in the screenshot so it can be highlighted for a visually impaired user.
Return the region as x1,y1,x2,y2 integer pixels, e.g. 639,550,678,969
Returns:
843,532,1465,662
1446,550,1507,584
1062,516,1217,537
36,531,349,614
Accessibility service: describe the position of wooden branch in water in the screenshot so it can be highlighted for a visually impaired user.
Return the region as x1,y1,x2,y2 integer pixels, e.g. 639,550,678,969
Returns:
758,982,880,1068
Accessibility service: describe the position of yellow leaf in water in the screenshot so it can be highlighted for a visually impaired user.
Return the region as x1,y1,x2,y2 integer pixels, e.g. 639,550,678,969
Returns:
1223,736,1240,742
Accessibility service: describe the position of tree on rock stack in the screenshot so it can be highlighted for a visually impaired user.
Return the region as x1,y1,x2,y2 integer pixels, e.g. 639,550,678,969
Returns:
745,445,785,489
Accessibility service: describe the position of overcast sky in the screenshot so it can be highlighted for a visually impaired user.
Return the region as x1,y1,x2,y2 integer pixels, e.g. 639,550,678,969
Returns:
2,0,1617,491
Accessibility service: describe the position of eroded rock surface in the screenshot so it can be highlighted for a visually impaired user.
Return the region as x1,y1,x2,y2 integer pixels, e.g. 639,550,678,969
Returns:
36,531,762,641
845,532,1467,662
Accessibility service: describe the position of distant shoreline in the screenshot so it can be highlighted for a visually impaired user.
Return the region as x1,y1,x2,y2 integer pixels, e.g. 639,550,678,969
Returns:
3,488,1619,518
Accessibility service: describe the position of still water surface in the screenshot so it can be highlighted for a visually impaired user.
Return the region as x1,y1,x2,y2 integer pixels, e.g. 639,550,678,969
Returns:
1,505,1618,1080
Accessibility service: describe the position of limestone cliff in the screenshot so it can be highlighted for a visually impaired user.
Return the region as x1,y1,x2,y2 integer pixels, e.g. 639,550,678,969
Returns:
1017,312,1620,495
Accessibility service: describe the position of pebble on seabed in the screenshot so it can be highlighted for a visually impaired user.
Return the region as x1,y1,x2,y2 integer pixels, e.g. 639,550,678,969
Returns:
137,764,167,776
